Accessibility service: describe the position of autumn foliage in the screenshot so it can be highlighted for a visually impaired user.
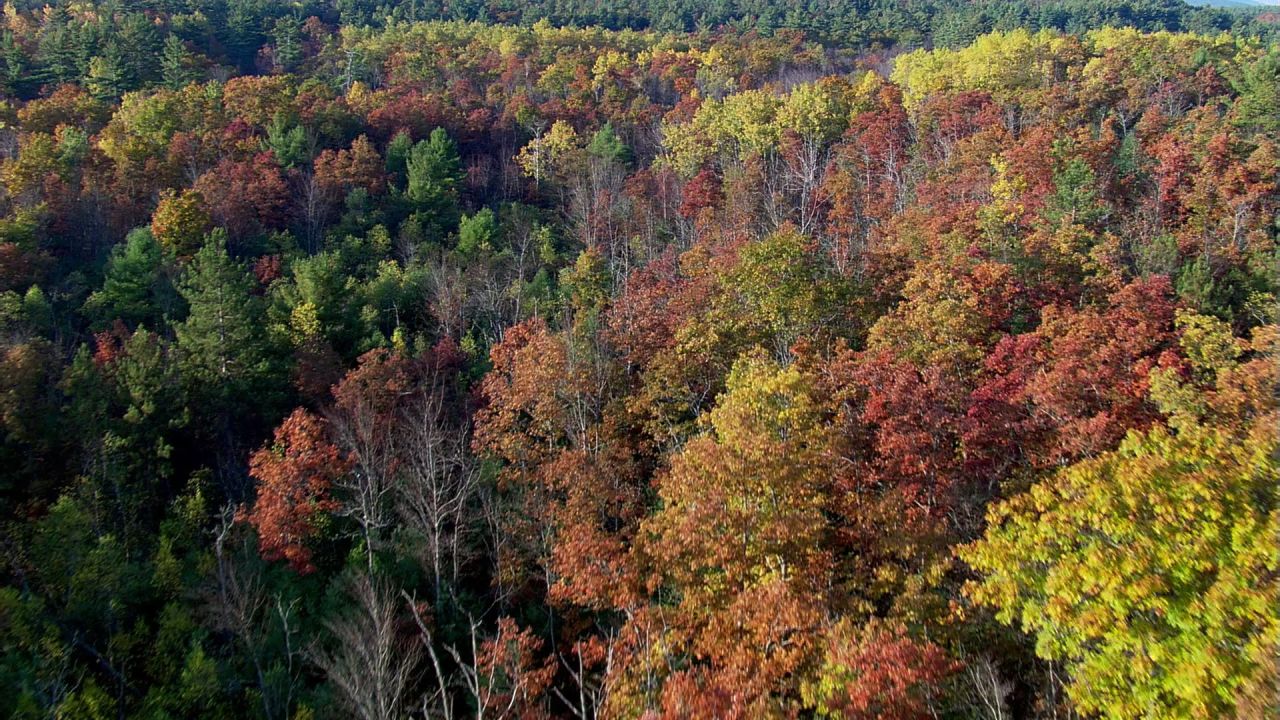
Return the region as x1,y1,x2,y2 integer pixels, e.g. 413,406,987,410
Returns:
0,10,1277,720
244,409,345,573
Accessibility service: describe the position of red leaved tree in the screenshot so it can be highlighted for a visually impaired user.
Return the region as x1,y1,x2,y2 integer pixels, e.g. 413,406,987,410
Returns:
243,408,346,573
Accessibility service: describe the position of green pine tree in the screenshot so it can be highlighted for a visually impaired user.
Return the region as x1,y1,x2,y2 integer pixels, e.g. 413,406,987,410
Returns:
272,14,303,74
119,13,161,86
264,114,309,168
86,42,131,102
456,207,498,259
160,34,199,90
405,127,464,235
83,228,175,330
63,328,189,546
1235,52,1280,133
587,122,631,165
0,31,31,98
34,7,77,86
385,129,414,177
175,231,268,395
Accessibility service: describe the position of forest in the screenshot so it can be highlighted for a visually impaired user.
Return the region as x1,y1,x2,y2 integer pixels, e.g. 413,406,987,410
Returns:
0,0,1277,718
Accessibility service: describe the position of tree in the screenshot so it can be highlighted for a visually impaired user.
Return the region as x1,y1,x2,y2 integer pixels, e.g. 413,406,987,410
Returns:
151,189,212,259
1044,152,1106,228
221,0,265,71
587,122,630,166
244,408,344,574
963,276,1178,479
636,351,834,711
118,12,161,88
312,574,421,720
405,127,463,233
160,34,199,90
82,228,174,329
175,232,278,490
327,349,415,574
408,609,556,720
456,207,498,259
714,228,846,359
474,318,595,469
0,336,61,499
516,120,581,188
844,349,971,523
212,508,307,720
803,619,958,720
1233,51,1279,133
395,385,480,602
472,315,645,609
264,114,308,169
645,350,831,596
272,15,303,74
962,408,1278,718
465,617,556,719
86,42,131,102
32,5,76,87
306,135,385,249
193,153,290,242
62,329,189,546
0,31,30,98
315,135,385,197
176,232,268,393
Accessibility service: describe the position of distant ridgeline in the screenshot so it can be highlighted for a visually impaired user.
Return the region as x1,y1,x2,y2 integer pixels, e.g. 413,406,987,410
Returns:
0,0,1277,99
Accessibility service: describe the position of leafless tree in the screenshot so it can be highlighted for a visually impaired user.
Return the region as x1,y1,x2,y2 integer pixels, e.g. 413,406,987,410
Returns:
328,395,400,576
952,653,1012,720
449,616,549,720
312,573,421,720
396,390,482,603
568,153,630,287
448,616,502,720
405,597,555,720
210,505,302,720
297,168,336,254
478,478,517,609
427,260,470,339
403,591,457,720
1037,659,1079,720
551,632,617,720
777,131,833,237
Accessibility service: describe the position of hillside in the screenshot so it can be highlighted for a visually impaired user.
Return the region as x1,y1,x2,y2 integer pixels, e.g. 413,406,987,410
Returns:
0,3,1277,719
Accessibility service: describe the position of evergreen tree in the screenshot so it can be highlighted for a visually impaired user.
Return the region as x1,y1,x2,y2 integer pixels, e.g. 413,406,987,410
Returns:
1235,51,1280,133
336,0,375,27
174,232,281,484
0,31,31,98
160,33,198,90
119,13,161,86
34,6,77,86
264,114,309,168
86,42,130,101
587,121,631,165
385,129,414,177
272,14,303,74
82,228,176,330
1046,154,1105,227
70,14,101,80
63,328,189,546
221,0,264,71
405,127,463,235
456,207,498,259
176,231,267,393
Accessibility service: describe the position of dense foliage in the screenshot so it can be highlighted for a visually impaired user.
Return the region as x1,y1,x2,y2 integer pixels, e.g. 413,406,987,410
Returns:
0,0,1276,102
0,1,1277,719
